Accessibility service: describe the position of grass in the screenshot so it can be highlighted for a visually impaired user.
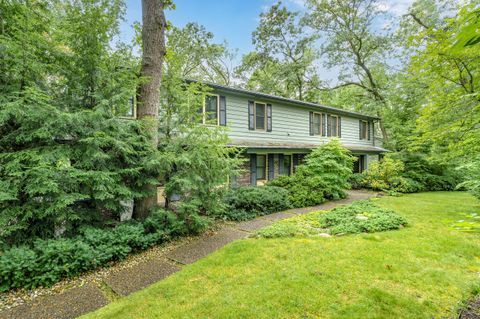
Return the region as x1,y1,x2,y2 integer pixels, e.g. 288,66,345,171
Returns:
82,192,480,319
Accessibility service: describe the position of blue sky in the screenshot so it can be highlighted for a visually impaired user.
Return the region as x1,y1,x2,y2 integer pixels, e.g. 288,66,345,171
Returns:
121,0,414,54
120,0,414,81
121,0,307,56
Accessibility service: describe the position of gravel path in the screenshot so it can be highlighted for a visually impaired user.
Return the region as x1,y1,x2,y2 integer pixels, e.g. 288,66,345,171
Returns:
0,190,376,319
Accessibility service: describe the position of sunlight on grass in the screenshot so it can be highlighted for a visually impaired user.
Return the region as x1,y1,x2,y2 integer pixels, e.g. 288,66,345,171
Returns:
81,192,480,319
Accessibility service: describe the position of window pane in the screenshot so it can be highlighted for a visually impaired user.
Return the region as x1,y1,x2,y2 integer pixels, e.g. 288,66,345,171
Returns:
284,155,291,176
255,103,265,129
314,114,321,135
205,95,218,123
331,116,338,136
256,155,266,179
362,121,367,139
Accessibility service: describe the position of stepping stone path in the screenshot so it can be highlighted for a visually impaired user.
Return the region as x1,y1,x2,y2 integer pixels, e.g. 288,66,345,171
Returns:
0,190,375,319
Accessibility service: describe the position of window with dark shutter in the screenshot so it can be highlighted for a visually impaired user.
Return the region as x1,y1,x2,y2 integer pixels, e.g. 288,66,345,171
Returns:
268,154,274,180
359,120,368,140
338,117,342,138
327,115,332,137
266,104,272,132
250,154,257,185
309,112,314,136
205,95,218,124
278,154,284,175
256,154,266,180
255,103,266,130
322,113,326,136
359,120,363,139
284,155,292,176
219,96,226,126
313,113,321,135
248,101,255,130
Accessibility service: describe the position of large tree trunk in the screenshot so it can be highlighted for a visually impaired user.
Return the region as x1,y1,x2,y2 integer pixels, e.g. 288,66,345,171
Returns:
133,0,166,219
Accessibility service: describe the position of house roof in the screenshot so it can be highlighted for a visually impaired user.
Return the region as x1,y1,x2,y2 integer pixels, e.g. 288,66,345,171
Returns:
227,139,388,153
186,79,380,121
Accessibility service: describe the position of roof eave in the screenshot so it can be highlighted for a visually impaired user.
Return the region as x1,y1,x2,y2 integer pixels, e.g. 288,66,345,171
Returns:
185,79,380,121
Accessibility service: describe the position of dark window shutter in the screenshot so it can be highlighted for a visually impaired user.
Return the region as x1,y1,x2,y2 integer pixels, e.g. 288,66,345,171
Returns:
338,117,342,138
309,112,314,136
359,120,363,140
322,113,326,136
248,101,255,130
372,122,375,145
327,115,332,137
278,154,284,175
268,154,274,180
367,121,371,140
219,96,226,126
250,154,257,185
266,104,272,132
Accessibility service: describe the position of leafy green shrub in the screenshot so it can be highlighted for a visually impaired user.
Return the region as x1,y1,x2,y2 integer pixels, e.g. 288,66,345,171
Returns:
269,139,354,207
269,173,326,208
0,209,193,292
349,173,367,190
362,157,405,191
320,201,407,235
222,186,292,220
390,151,463,191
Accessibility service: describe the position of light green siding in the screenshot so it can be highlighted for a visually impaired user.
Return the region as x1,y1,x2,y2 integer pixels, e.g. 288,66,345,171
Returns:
221,92,375,148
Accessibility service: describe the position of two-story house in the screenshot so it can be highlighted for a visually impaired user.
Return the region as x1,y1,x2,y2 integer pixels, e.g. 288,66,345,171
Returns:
197,82,387,186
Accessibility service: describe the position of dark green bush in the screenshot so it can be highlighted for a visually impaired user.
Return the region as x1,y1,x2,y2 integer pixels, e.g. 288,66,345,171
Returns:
222,186,292,220
390,151,462,191
269,140,354,207
269,173,326,208
319,201,407,235
0,209,191,292
349,173,367,190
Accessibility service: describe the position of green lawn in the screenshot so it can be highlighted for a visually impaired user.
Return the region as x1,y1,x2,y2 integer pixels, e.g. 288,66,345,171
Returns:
83,192,480,319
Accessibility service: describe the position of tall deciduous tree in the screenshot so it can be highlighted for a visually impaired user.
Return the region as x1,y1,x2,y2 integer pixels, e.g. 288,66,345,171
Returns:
167,23,236,85
236,2,320,101
304,0,392,141
134,0,168,219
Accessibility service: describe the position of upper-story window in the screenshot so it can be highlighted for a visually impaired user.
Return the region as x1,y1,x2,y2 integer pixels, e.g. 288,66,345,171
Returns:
200,95,219,125
248,101,272,131
359,120,369,140
330,115,339,136
255,103,266,130
313,113,322,135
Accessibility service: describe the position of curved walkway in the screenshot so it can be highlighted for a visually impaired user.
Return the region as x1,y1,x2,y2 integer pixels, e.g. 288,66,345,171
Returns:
0,190,376,319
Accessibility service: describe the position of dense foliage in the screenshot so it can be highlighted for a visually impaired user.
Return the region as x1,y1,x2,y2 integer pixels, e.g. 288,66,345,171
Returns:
0,209,198,292
353,154,462,194
0,1,161,245
256,200,407,238
269,140,354,207
222,186,292,221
